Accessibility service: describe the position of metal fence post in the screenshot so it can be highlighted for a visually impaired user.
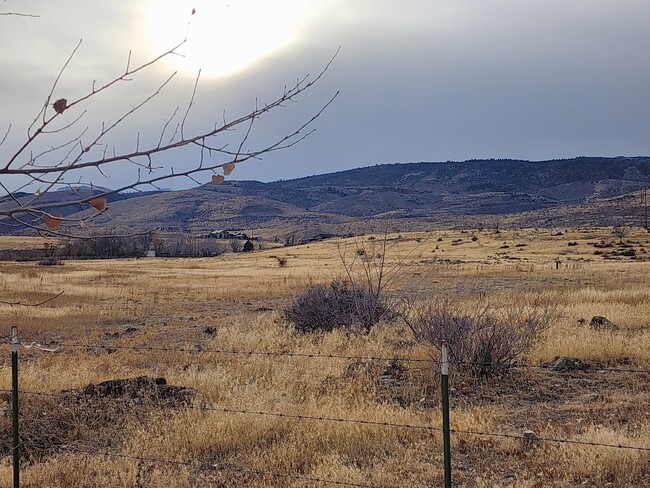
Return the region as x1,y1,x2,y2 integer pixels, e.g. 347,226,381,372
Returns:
11,326,20,488
441,341,452,488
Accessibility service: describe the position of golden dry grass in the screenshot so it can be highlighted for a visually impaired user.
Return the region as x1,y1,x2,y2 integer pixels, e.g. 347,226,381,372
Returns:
0,227,648,486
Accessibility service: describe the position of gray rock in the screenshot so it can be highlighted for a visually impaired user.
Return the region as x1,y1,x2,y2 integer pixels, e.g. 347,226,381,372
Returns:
548,356,590,371
589,316,619,331
522,430,540,447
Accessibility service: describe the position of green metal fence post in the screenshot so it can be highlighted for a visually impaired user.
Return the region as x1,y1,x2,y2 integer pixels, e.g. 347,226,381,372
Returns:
11,326,20,488
441,341,452,488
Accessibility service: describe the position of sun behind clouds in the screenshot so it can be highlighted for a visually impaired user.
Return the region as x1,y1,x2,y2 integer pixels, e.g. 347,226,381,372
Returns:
147,0,309,78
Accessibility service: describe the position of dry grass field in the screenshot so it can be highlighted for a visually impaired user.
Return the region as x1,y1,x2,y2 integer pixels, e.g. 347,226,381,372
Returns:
0,227,648,487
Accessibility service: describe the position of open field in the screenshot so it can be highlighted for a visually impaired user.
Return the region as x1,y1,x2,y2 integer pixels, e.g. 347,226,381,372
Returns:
0,227,649,487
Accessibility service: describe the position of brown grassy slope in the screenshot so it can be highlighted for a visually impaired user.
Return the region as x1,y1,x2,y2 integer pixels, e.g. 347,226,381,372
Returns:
0,227,648,487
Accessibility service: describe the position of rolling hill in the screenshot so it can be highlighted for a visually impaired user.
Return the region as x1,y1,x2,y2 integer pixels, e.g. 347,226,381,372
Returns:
2,157,649,237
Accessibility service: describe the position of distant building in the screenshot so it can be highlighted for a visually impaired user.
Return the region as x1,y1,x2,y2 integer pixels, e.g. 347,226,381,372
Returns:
205,230,255,240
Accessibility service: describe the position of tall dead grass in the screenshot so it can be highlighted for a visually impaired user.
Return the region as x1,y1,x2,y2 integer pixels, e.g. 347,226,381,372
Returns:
0,228,648,486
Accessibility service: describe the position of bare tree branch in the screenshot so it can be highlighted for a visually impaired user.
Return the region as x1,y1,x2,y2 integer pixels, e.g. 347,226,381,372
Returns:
1,14,337,237
0,12,39,17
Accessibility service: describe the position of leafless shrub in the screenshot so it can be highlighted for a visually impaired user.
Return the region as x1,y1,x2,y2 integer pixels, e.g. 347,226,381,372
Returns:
285,234,426,333
276,256,288,267
612,226,627,244
284,278,389,333
229,239,243,253
336,234,422,330
37,256,63,266
403,297,557,378
284,233,297,247
0,377,192,462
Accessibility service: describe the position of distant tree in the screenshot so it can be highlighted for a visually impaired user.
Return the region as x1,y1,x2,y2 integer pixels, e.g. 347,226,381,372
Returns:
612,226,627,244
230,239,243,253
141,232,155,254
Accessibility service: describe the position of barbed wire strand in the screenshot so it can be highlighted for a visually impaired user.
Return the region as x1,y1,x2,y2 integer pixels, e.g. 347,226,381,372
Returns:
47,341,437,364
4,389,650,453
0,443,22,468
186,405,440,432
61,445,396,488
0,388,440,433
450,428,650,452
12,340,650,374
451,360,650,375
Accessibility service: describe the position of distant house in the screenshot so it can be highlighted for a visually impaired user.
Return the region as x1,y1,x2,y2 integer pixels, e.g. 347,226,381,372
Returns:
208,230,252,240
209,230,229,239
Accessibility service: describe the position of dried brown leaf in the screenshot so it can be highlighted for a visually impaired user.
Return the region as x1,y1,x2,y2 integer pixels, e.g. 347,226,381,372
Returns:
89,197,107,211
223,162,235,176
211,174,225,185
53,98,68,114
44,215,62,229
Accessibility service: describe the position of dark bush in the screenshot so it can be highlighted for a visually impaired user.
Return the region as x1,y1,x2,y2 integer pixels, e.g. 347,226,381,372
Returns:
37,257,63,267
284,279,389,333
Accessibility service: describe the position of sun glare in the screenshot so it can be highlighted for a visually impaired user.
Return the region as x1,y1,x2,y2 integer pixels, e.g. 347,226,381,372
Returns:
148,0,308,78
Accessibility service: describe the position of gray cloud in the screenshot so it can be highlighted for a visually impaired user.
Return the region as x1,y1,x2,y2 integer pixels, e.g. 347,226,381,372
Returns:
2,0,649,191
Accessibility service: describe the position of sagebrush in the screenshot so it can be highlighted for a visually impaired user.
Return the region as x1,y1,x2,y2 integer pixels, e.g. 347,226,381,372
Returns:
404,296,557,377
284,278,389,332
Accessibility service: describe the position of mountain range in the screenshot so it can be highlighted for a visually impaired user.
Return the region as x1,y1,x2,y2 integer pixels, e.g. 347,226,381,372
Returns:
2,157,648,238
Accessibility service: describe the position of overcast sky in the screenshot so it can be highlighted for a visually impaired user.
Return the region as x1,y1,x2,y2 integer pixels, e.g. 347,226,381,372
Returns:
1,0,649,191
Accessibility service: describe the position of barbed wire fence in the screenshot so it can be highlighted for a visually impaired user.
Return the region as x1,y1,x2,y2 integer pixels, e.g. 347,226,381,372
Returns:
2,327,650,487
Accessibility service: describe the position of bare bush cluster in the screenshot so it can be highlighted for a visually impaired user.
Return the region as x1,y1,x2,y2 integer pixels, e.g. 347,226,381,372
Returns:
284,278,390,333
285,235,424,333
404,297,557,378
